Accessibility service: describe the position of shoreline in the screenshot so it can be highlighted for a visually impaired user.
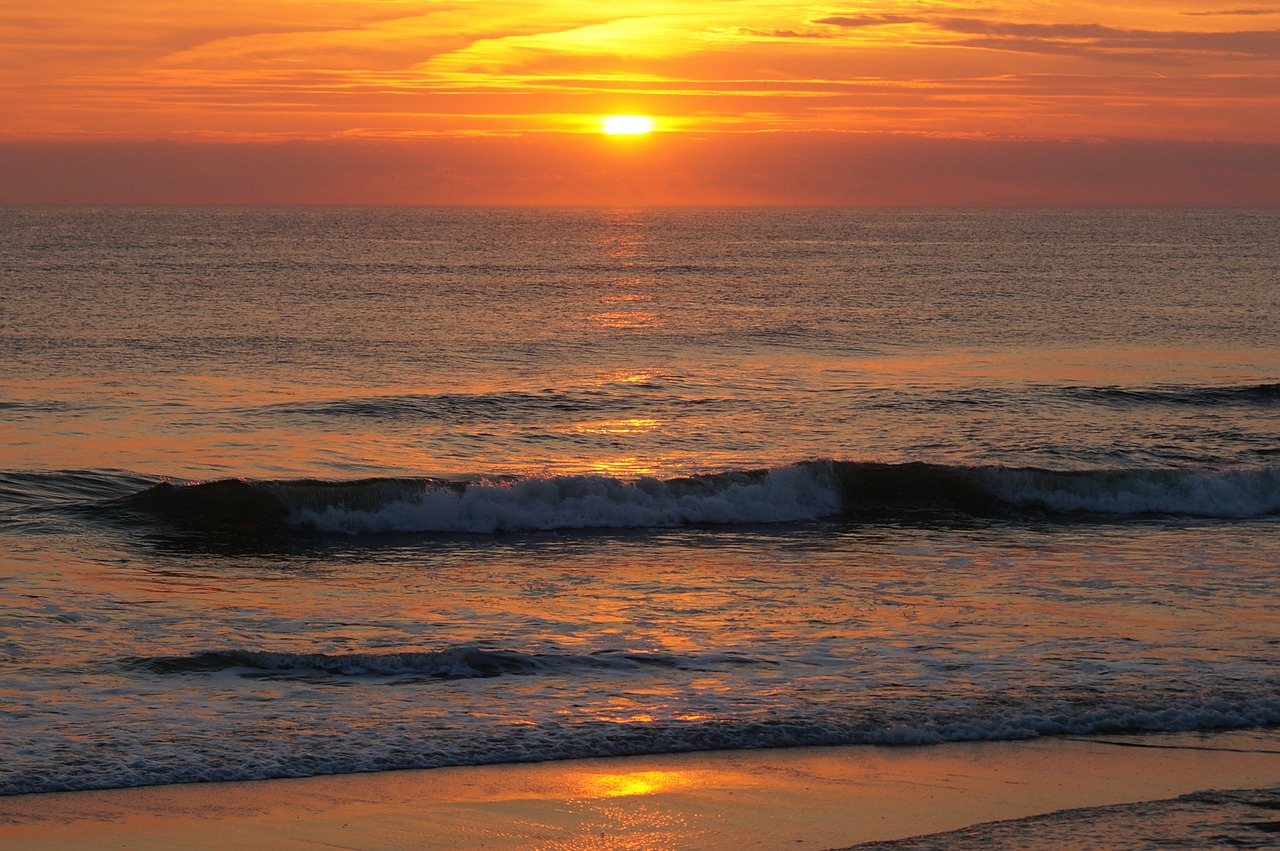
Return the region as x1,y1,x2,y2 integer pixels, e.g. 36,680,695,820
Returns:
2,730,1278,849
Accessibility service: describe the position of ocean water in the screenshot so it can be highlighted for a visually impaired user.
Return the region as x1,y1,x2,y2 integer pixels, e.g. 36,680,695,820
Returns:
1,207,1277,797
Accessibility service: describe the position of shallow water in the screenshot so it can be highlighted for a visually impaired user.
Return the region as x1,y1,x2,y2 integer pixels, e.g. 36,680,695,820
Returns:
1,207,1277,794
847,782,1280,850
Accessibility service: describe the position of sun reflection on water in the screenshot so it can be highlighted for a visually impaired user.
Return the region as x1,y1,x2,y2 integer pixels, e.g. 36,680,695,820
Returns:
577,770,694,798
572,418,660,435
590,310,657,328
600,370,662,385
583,457,662,477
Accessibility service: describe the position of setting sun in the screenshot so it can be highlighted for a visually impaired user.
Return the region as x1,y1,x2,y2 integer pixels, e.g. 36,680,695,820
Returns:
602,115,654,136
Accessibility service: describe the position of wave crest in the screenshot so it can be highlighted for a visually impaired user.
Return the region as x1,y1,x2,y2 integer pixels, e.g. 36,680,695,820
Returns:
127,646,753,680
1068,382,1280,407
292,465,842,535
973,466,1280,518
118,461,1279,536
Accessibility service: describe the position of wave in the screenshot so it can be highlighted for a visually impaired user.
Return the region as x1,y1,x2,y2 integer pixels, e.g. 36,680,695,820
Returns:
969,465,1280,518
5,693,1277,797
251,385,729,424
244,383,1280,427
116,462,1280,536
260,391,604,423
0,470,151,515
125,646,757,680
123,465,845,534
0,400,74,416
8,463,1273,535
1067,382,1280,407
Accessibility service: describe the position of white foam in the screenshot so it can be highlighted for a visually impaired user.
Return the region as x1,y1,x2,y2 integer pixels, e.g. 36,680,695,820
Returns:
291,464,844,534
6,694,1278,796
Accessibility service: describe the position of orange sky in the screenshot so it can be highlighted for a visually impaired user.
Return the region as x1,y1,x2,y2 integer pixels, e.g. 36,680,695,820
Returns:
2,1,1279,204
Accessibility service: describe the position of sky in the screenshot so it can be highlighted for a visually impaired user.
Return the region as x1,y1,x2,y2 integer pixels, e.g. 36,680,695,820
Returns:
2,0,1278,204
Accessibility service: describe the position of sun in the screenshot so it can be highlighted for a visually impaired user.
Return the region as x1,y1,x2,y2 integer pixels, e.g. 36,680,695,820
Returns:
601,115,654,135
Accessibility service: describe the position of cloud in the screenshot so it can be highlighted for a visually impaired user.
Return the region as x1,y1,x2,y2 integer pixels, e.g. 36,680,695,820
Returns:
814,13,1280,63
812,15,920,29
1182,8,1280,16
727,26,836,39
4,2,1277,142
938,19,1280,60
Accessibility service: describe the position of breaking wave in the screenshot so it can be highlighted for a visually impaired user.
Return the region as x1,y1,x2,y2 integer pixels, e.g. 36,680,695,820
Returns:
115,461,1279,535
7,462,1273,536
5,688,1278,796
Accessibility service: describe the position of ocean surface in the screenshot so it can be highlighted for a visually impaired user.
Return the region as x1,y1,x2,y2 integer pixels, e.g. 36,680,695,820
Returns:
1,207,1277,799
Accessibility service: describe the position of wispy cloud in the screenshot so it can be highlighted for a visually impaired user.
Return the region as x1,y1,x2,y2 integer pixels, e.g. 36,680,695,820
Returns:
1182,8,1280,16
3,1,1278,143
727,26,837,39
813,13,1280,63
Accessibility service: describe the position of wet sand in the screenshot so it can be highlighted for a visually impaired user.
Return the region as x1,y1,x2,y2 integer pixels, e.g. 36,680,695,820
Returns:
2,731,1277,849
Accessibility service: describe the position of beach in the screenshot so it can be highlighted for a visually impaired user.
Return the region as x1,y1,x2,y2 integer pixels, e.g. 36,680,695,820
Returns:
3,732,1279,849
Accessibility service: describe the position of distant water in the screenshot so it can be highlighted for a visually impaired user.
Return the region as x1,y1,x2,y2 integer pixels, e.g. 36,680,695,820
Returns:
1,207,1277,796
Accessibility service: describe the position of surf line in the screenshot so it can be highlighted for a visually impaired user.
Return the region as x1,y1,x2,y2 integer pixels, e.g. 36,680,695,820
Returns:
1059,736,1280,755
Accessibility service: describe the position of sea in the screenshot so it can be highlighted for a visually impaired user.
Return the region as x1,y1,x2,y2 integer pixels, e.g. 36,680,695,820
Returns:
1,207,1277,811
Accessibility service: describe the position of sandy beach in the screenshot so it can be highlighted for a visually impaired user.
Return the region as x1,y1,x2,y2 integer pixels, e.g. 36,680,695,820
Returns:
2,730,1277,849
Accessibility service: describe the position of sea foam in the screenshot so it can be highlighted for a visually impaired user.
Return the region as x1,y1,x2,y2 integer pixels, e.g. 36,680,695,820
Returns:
288,464,844,534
